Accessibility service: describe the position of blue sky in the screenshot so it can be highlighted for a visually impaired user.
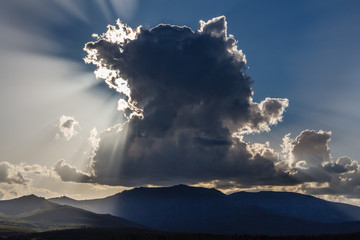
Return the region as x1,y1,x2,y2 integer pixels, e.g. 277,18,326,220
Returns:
0,0,359,204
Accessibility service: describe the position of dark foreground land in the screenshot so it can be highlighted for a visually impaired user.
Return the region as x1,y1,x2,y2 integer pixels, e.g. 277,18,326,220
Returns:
4,228,360,240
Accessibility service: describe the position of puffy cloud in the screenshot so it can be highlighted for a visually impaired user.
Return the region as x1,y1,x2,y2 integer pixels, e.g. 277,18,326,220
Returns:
0,162,55,186
0,161,126,200
0,162,27,184
88,127,100,149
23,164,53,176
232,97,289,136
54,159,93,183
313,156,360,198
56,115,79,140
276,130,333,183
277,130,360,198
336,156,359,171
291,130,332,167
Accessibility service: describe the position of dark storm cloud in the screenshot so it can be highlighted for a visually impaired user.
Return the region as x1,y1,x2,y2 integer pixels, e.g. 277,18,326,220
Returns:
57,16,360,196
62,17,293,186
83,126,297,187
78,16,290,187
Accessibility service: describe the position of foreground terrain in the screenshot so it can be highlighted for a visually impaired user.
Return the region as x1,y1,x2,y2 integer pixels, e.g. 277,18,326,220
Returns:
4,228,360,240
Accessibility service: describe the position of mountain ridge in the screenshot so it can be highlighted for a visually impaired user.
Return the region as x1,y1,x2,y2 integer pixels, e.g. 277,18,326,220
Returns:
0,194,145,232
48,184,360,235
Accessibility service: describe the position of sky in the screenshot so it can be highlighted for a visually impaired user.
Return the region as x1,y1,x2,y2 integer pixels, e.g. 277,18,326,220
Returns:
0,0,360,205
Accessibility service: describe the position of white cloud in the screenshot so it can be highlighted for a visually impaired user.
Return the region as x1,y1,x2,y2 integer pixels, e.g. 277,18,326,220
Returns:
56,115,79,140
0,162,27,184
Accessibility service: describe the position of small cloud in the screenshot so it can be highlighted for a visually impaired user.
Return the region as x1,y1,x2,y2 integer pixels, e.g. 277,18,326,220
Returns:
54,159,92,183
88,127,99,149
56,115,79,140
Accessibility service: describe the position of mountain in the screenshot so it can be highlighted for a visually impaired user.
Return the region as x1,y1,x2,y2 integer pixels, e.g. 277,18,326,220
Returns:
0,195,143,232
0,194,52,216
229,191,360,223
49,184,360,235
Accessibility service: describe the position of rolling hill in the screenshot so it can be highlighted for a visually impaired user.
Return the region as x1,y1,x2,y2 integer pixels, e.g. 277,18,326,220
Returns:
0,195,143,232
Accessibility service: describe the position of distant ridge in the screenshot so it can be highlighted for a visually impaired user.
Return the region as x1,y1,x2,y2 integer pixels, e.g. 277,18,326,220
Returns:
0,194,49,216
229,190,360,223
48,195,79,205
0,195,144,232
120,184,224,199
49,184,360,235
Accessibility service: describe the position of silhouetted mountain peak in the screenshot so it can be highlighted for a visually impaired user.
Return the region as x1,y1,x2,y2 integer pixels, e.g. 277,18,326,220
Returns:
120,184,224,200
17,194,45,201
0,194,145,231
58,196,73,199
231,190,319,200
49,196,75,202
0,194,53,216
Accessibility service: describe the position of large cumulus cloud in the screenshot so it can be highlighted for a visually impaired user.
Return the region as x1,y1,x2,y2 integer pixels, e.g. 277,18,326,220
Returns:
73,16,290,187
54,16,360,199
